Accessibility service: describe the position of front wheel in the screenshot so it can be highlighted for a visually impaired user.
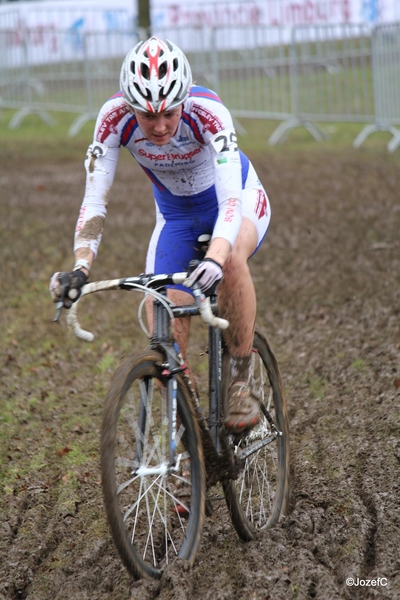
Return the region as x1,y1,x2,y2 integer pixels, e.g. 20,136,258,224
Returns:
222,327,290,541
101,350,206,580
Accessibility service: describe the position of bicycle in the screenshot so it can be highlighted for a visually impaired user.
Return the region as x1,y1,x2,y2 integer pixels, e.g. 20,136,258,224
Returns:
58,263,290,580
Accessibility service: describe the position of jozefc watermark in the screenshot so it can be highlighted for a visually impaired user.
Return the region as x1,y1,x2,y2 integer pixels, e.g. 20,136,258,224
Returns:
346,577,387,587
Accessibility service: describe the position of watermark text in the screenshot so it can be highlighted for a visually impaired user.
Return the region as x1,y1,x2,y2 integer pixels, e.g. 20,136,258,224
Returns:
346,577,387,587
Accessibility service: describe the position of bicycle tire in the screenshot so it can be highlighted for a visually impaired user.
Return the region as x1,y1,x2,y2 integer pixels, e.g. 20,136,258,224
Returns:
101,349,206,580
222,327,290,541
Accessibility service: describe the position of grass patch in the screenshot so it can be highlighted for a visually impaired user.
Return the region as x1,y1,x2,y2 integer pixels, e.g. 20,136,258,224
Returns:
0,109,91,161
96,352,119,374
63,445,90,468
301,372,328,400
2,107,400,164
351,358,367,371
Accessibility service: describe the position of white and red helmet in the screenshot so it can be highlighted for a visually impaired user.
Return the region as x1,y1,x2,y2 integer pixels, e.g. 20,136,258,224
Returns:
120,36,192,113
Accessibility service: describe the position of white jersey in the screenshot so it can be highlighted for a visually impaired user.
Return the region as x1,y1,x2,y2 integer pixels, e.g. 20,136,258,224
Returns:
74,86,267,258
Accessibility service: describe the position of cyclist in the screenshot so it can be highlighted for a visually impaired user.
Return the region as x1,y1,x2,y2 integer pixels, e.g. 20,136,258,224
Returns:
50,36,271,433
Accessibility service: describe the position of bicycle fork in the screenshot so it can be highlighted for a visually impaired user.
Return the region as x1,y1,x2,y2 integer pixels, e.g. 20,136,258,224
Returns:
151,297,183,471
208,323,223,454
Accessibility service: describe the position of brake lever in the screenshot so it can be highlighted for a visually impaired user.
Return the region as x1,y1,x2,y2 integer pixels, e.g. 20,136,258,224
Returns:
191,283,204,308
53,272,72,323
53,301,64,323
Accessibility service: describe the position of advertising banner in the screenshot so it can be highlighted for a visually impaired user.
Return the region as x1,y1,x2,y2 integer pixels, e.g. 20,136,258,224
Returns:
1,0,399,31
152,0,400,27
0,0,399,65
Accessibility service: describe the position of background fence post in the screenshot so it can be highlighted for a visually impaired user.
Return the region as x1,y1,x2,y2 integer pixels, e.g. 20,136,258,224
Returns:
268,26,328,145
8,28,54,129
353,22,400,152
68,31,99,137
210,26,219,97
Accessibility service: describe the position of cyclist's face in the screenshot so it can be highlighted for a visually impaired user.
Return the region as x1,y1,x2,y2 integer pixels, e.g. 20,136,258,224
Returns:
134,106,182,146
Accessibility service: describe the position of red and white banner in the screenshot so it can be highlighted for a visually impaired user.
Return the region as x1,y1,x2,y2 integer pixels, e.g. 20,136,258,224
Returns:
153,0,399,27
0,0,399,65
1,0,399,31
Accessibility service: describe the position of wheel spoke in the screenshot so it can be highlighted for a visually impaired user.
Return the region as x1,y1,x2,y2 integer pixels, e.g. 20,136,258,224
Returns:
101,352,205,579
223,330,289,539
131,476,144,541
143,478,156,565
149,482,180,556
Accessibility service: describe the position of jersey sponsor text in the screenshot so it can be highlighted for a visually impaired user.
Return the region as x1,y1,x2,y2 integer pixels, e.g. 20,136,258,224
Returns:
138,147,202,161
97,105,130,143
224,198,237,222
192,103,224,134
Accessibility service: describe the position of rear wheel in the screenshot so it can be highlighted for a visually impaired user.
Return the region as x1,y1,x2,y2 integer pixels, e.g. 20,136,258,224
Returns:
101,350,206,580
222,328,290,541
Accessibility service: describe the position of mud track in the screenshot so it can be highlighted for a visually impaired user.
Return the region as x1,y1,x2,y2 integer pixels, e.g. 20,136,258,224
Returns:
1,143,399,599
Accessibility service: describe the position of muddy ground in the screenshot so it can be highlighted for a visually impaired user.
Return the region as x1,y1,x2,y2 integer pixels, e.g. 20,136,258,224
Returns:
1,137,400,600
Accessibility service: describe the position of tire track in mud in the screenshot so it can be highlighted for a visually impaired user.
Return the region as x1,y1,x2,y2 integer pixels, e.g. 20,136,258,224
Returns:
286,393,390,600
2,496,62,600
282,398,340,597
356,451,378,578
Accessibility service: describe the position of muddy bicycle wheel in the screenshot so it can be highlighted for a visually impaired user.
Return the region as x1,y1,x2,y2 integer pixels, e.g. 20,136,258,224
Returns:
101,350,206,580
222,327,290,541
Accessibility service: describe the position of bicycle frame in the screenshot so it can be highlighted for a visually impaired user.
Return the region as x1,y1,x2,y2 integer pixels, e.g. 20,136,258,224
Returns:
152,290,224,464
63,271,281,485
153,292,283,487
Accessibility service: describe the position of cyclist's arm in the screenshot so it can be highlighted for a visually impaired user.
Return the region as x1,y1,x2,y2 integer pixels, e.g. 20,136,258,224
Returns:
205,237,231,267
74,248,94,276
73,95,131,271
207,127,242,265
74,142,120,267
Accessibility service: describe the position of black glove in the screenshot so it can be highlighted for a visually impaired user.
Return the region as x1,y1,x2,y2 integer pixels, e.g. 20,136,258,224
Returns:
49,270,88,308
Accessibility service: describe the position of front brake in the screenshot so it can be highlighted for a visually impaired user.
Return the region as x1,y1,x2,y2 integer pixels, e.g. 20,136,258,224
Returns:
53,272,72,322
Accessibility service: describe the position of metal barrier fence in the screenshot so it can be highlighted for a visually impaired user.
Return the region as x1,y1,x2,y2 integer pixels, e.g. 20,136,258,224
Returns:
353,21,400,151
0,28,138,134
1,23,400,151
178,23,375,145
267,23,374,144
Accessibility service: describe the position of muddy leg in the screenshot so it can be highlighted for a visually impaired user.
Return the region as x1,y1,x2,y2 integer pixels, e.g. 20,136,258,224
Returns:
218,217,258,361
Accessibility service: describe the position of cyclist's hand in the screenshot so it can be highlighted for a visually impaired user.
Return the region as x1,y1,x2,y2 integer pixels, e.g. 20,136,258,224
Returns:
49,270,88,308
184,258,223,297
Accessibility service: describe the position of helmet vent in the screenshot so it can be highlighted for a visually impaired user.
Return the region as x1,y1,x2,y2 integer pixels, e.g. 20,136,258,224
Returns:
134,82,151,100
161,82,175,99
141,63,150,80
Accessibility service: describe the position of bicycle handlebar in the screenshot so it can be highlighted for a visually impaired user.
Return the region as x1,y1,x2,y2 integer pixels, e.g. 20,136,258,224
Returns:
65,273,229,342
191,287,229,331
65,279,121,342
